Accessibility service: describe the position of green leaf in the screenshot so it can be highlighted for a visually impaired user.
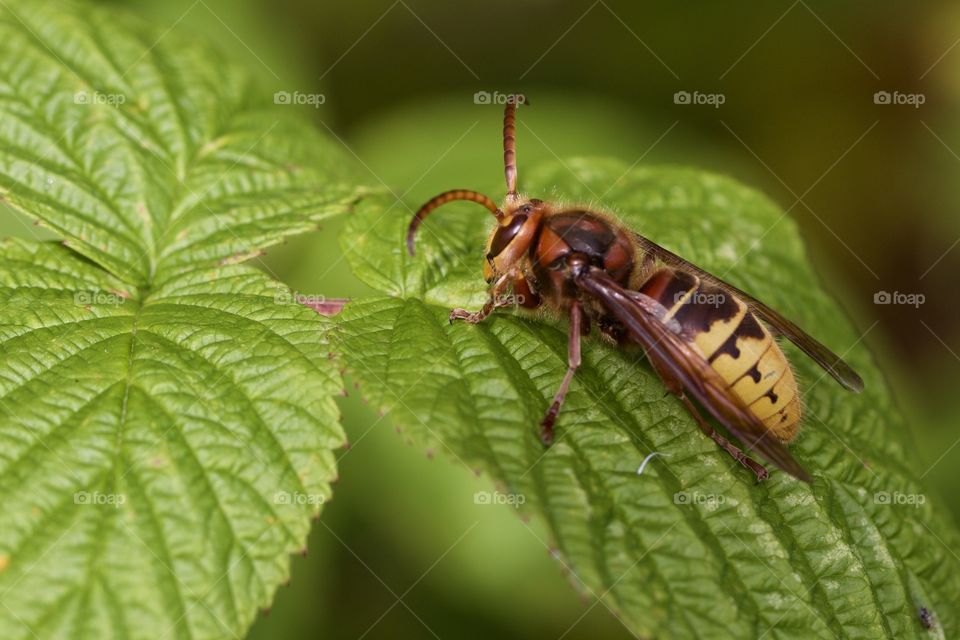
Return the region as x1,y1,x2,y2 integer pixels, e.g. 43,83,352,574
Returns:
335,158,960,639
0,0,362,284
0,1,360,638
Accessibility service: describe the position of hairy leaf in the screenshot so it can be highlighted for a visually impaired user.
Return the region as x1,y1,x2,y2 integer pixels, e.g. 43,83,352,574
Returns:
335,159,960,639
0,1,359,638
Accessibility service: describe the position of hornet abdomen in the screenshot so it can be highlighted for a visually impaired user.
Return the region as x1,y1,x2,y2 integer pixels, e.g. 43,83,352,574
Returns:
639,268,802,442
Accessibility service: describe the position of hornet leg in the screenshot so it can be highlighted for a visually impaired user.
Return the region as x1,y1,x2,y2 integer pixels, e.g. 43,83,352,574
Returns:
539,301,583,445
449,273,513,324
449,297,505,324
645,351,768,482
677,394,769,482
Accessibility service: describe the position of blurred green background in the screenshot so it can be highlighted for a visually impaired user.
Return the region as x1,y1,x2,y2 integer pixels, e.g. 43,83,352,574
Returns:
4,1,960,637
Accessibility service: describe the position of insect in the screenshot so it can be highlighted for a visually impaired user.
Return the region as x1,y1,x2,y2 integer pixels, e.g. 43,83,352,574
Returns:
406,97,864,482
919,606,936,630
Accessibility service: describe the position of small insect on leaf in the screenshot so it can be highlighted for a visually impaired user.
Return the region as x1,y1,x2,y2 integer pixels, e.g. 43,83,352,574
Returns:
919,606,936,630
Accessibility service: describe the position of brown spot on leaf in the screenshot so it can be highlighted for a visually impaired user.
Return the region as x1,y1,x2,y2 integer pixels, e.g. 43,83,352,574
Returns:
304,298,349,316
219,249,267,266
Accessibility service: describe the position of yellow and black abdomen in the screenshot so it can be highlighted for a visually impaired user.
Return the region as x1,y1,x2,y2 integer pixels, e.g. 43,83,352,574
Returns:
639,268,802,442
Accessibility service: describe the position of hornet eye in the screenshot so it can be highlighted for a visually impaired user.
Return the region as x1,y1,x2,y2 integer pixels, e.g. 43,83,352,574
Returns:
487,214,527,258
